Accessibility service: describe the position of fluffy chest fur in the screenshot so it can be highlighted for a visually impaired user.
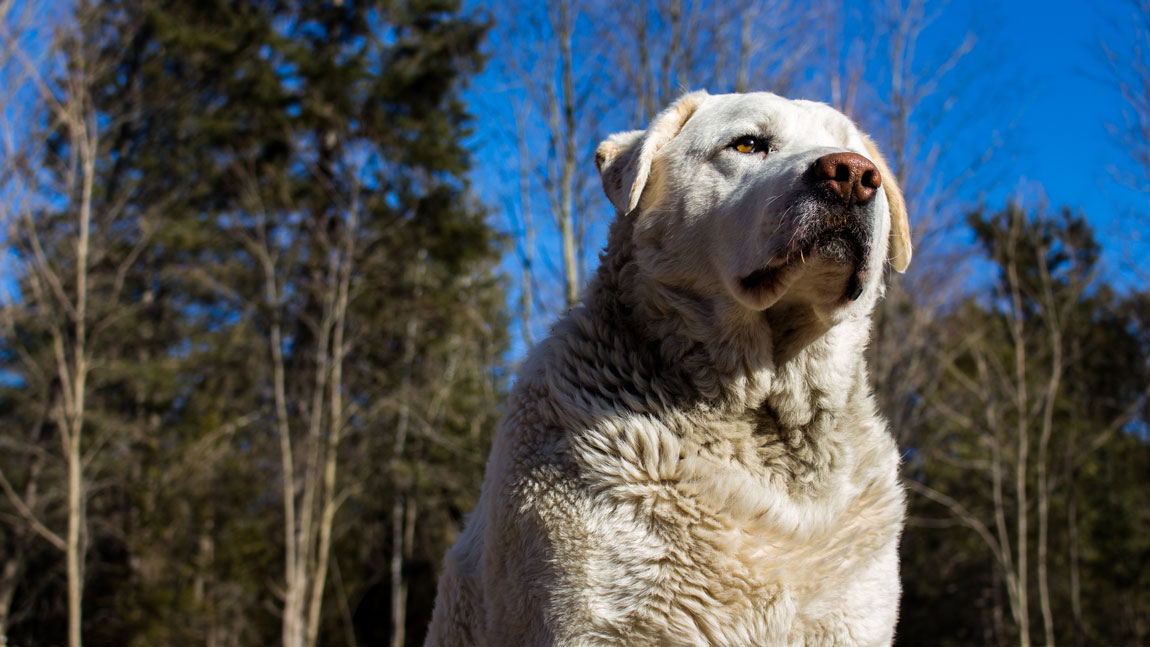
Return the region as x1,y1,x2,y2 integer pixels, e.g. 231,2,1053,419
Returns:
423,285,904,647
503,301,903,646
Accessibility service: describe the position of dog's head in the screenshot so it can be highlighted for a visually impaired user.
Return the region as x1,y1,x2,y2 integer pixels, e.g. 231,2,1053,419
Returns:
596,91,911,327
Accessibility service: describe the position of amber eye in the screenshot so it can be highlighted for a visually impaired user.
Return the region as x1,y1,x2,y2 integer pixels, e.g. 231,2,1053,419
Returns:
732,135,766,154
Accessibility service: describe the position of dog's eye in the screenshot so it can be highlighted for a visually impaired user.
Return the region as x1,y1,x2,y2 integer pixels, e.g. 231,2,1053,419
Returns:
732,136,767,155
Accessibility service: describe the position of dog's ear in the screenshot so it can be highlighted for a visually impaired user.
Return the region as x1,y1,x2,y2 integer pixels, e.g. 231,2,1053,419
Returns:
595,90,708,213
595,130,645,213
862,134,912,273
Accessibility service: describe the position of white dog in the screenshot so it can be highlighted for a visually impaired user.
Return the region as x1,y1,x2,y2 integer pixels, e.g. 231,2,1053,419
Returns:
425,90,912,647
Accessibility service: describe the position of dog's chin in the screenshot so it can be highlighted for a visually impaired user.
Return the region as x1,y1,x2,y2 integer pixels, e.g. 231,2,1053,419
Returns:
734,232,869,312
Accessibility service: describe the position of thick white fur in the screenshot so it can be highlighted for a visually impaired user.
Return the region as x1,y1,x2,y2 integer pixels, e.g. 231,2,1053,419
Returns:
425,91,910,647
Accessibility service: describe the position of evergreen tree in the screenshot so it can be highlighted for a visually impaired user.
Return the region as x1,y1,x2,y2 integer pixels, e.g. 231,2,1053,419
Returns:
898,204,1150,646
1,1,503,645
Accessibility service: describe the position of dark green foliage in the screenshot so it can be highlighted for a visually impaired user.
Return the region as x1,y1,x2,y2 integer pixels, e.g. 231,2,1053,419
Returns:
1,1,502,645
897,204,1150,646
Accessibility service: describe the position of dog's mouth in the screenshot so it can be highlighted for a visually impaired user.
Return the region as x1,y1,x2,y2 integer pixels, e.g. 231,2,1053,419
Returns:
739,218,871,305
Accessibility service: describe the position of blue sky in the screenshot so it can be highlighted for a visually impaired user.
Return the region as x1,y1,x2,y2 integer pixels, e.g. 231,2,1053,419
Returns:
463,0,1149,333
984,1,1145,248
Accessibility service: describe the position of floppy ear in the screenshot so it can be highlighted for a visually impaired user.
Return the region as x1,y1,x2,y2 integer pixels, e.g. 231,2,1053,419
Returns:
862,134,912,273
595,130,644,213
595,90,708,214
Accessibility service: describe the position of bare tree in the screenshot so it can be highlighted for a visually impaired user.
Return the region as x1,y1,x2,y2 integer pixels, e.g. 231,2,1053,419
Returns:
553,0,581,309
0,0,46,636
1100,0,1150,295
0,4,136,644
233,159,359,647
605,0,813,120
908,202,1150,646
387,247,422,647
855,0,1001,470
491,0,608,312
1102,0,1150,193
906,225,1043,645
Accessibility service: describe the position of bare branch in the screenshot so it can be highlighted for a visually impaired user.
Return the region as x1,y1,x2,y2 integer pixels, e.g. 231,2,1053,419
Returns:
0,467,65,552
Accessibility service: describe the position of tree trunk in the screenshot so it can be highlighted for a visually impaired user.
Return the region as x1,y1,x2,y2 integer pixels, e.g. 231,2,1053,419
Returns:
0,546,20,640
64,89,97,647
1067,471,1084,647
556,0,579,309
1035,237,1065,647
266,252,301,647
390,495,408,647
992,561,1006,646
305,206,356,647
1005,215,1031,647
734,3,752,93
515,106,535,349
390,254,421,647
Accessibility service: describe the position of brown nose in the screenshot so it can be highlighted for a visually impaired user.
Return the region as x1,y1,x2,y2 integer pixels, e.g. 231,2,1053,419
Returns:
811,152,881,205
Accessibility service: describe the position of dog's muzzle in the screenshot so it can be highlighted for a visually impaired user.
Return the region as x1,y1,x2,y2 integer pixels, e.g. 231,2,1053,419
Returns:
739,153,883,304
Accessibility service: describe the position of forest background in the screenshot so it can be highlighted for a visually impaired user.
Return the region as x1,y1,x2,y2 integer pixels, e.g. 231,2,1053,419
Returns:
0,0,1147,646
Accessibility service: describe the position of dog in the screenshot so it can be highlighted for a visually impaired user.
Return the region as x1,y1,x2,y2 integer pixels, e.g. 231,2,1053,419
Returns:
424,90,912,647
